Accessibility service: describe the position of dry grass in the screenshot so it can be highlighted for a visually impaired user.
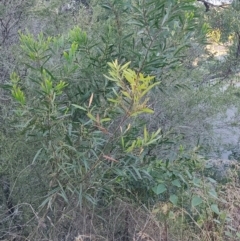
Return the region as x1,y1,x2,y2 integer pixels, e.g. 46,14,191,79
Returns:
1,162,240,241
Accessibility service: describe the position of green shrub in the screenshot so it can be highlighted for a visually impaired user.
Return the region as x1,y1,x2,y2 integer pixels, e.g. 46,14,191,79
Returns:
2,0,237,240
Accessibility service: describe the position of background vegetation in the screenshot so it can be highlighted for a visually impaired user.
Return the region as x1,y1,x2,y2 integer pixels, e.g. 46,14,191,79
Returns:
1,0,240,240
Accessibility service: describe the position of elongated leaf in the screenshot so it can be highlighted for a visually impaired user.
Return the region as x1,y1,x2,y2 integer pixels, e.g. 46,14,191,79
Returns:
121,91,132,99
101,4,112,10
130,165,142,179
57,180,69,203
209,189,218,199
144,125,148,142
140,82,160,98
72,104,86,111
141,108,154,114
32,148,43,164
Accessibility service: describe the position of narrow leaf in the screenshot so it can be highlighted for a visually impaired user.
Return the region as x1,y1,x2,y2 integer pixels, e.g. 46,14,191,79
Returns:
32,148,43,164
72,104,86,111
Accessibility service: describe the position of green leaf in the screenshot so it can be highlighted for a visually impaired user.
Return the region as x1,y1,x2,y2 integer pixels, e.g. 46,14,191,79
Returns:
227,225,236,231
185,170,192,179
130,165,142,179
193,178,201,187
121,137,125,148
120,61,131,71
140,82,160,98
100,118,111,123
32,148,43,164
141,108,154,114
168,211,175,219
169,195,178,206
207,177,216,184
152,184,166,195
72,104,86,111
178,174,188,184
191,196,203,207
224,231,233,238
101,4,112,10
121,90,132,99
209,189,218,199
211,204,220,215
143,125,148,142
172,179,181,187
180,5,196,11
127,20,144,27
213,219,221,224
57,180,69,204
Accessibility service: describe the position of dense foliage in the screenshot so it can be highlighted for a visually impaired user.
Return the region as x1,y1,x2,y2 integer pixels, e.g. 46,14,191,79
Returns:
1,0,240,240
